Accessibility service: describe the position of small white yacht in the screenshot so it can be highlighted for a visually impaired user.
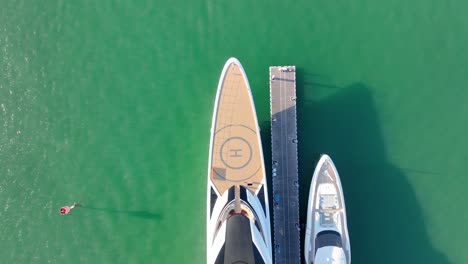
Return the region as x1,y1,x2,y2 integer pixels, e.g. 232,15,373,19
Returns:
206,58,272,264
304,155,351,264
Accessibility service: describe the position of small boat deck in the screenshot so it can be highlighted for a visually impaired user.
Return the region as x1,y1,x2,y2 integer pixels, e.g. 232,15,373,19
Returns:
307,158,351,263
270,66,301,264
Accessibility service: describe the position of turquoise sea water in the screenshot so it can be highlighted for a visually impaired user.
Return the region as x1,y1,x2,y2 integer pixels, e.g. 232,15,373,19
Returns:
1,1,467,263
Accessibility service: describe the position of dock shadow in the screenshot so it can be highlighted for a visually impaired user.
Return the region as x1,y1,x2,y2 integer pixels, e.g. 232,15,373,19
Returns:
296,79,451,263
260,119,273,201
79,205,163,220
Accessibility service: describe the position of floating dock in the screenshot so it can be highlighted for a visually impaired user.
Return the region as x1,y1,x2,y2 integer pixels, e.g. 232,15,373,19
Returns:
269,66,300,264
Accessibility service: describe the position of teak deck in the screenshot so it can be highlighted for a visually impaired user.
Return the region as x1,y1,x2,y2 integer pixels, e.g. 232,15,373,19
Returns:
210,61,265,196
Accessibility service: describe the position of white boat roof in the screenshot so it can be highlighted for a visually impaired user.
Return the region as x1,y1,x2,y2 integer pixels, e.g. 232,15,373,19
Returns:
315,246,347,264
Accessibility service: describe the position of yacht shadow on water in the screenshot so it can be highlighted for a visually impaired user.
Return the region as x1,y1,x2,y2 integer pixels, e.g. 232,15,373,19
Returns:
295,76,452,263
79,205,162,220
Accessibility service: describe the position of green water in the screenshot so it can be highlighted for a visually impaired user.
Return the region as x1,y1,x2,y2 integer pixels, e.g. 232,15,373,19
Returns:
1,0,467,263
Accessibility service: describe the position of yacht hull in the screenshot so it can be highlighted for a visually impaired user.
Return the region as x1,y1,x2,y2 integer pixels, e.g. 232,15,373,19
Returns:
304,155,351,264
206,58,272,264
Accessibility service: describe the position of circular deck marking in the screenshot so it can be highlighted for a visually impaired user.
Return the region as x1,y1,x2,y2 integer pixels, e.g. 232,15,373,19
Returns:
212,125,262,183
220,137,252,170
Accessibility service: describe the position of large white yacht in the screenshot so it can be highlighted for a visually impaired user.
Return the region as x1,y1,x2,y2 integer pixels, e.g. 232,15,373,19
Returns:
206,58,273,264
304,155,351,264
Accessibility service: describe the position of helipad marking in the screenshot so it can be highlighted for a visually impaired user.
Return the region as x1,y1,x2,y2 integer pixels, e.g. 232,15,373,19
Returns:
220,136,253,170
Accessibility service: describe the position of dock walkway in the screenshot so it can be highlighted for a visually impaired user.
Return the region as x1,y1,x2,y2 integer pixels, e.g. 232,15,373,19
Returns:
269,66,301,264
